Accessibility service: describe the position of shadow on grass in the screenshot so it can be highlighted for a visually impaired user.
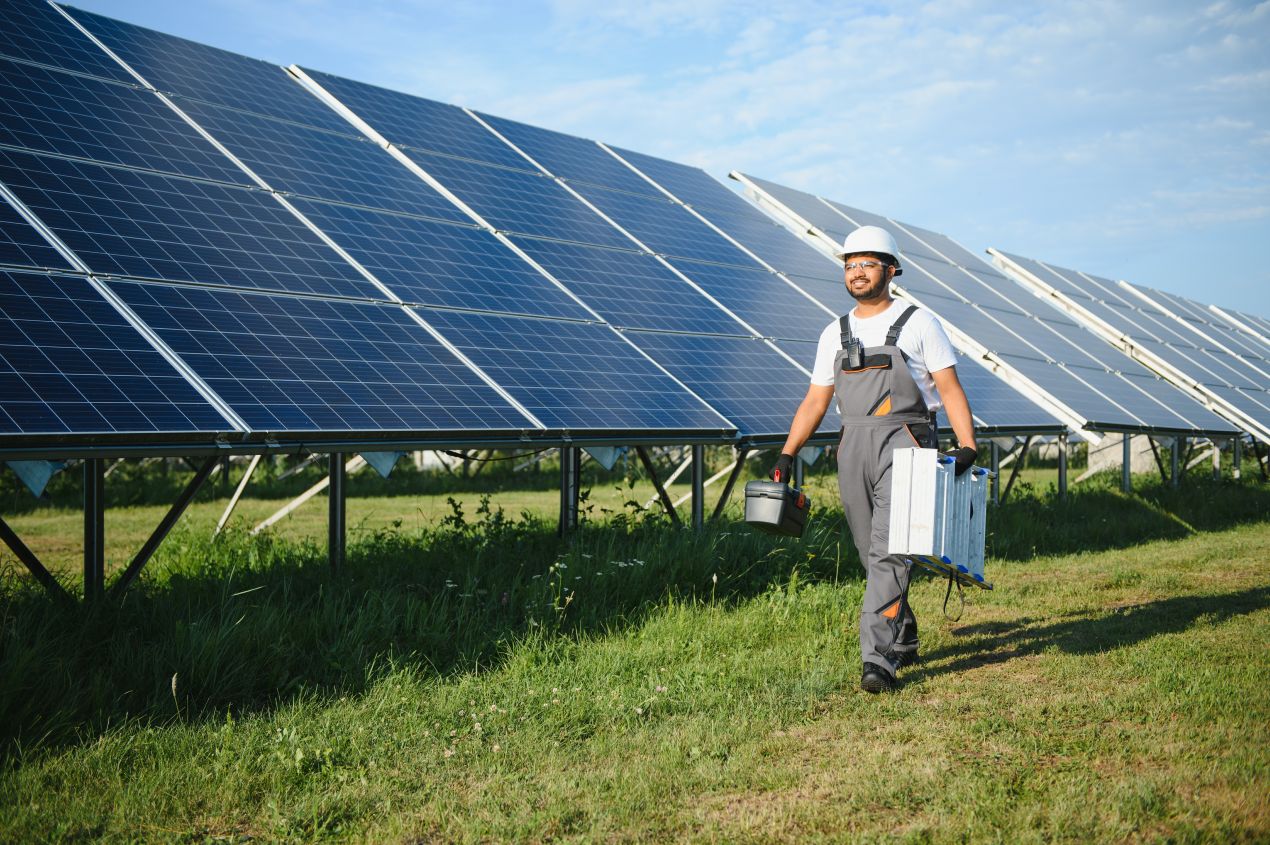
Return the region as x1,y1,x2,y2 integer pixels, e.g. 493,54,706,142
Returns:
0,501,855,760
915,586,1270,678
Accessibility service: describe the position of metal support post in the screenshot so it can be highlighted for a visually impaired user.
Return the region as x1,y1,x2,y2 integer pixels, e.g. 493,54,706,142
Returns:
83,458,105,603
558,446,580,536
793,453,805,488
0,515,71,604
1171,436,1181,488
1233,435,1242,480
329,452,346,572
634,446,682,528
990,441,1000,505
1122,434,1132,493
711,447,750,521
111,456,218,598
690,445,705,530
1212,440,1221,481
1057,431,1068,500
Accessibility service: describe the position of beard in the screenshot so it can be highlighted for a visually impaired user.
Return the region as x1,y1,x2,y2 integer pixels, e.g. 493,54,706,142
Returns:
846,276,889,302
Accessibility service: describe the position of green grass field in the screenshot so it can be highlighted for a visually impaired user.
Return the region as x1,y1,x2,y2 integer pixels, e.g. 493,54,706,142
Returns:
1,459,1267,842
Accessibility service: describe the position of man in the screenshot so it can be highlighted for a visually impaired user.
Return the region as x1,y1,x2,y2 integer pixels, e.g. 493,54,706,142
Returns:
773,225,977,693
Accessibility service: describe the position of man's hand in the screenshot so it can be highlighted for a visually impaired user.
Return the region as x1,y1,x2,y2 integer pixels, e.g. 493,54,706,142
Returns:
771,453,795,484
946,446,978,476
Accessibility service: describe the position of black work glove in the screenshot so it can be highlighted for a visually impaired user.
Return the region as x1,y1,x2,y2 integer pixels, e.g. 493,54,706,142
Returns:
946,446,978,477
771,453,795,484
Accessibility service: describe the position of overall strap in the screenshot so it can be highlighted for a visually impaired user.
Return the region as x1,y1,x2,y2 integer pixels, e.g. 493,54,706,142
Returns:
839,314,855,348
885,305,919,346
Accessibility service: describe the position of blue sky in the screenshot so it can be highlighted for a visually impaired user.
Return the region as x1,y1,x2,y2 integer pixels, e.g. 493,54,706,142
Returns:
71,1,1270,314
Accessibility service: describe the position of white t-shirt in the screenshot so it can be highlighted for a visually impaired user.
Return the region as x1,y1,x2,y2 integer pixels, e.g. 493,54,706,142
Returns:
810,300,958,411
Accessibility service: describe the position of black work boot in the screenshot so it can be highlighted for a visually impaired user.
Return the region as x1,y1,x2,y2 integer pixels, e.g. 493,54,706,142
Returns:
860,662,896,693
887,649,919,669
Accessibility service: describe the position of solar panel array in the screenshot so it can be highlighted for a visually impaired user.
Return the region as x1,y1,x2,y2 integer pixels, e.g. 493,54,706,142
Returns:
0,0,1119,458
733,173,1238,438
989,251,1270,443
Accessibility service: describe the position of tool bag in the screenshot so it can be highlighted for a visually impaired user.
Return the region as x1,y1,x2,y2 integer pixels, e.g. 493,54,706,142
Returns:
744,480,810,537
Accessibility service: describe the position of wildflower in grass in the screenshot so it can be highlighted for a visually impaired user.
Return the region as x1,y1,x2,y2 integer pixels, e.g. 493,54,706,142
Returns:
655,685,667,693
634,707,644,715
443,748,454,758
492,744,501,753
489,704,497,712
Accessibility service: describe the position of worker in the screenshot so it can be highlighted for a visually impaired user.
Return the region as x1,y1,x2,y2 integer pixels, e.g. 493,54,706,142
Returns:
772,225,978,693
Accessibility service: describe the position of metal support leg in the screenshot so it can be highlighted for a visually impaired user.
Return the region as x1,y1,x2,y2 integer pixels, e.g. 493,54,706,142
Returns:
558,446,580,536
1122,434,1132,493
711,447,750,521
111,456,218,598
329,452,346,572
1057,431,1068,500
83,458,105,603
635,446,682,528
793,453,805,488
1171,436,1181,488
0,515,71,603
1213,440,1221,481
1233,435,1242,481
1001,436,1033,503
990,441,1000,505
690,445,705,530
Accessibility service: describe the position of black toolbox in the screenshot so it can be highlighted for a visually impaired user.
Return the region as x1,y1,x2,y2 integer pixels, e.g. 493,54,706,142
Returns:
744,480,810,537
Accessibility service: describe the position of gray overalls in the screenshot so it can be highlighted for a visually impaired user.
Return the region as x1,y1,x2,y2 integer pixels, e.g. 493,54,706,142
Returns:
834,305,937,676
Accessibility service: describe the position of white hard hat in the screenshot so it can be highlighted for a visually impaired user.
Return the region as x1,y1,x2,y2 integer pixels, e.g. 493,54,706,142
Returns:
836,225,903,275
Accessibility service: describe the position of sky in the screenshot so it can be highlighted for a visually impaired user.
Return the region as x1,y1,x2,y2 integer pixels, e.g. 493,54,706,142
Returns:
70,0,1270,315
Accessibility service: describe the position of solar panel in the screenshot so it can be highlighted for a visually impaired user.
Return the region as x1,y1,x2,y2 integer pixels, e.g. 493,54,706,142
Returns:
737,173,853,242
568,183,757,266
64,7,355,135
174,98,471,224
607,145,737,213
0,57,250,186
948,351,1061,430
0,190,71,270
0,147,381,298
994,251,1268,436
677,198,844,283
288,198,594,320
666,258,834,342
474,111,663,198
412,308,733,432
622,330,838,437
1218,307,1270,344
0,1,135,84
404,150,635,250
298,68,535,171
505,236,744,334
0,269,227,435
111,280,535,432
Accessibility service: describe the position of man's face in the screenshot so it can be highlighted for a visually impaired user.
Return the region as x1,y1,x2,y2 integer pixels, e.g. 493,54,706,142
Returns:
843,252,892,302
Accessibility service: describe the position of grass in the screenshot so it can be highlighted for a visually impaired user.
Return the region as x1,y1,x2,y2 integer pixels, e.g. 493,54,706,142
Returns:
0,462,1267,842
